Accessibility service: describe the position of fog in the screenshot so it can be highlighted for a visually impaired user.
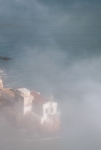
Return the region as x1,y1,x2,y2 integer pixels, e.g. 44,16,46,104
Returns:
60,56,101,150
0,0,101,150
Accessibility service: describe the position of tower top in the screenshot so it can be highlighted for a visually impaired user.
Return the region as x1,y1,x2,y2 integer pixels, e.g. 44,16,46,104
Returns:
0,78,3,87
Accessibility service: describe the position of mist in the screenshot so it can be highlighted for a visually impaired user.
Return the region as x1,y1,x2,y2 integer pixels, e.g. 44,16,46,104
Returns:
59,56,101,150
0,0,101,150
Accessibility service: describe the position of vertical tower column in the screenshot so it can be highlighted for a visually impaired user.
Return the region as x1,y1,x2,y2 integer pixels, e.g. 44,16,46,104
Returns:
15,88,34,114
0,78,3,88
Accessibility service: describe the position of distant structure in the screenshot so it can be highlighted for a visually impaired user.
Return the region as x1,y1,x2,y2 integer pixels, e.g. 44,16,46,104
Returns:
31,91,59,125
0,78,3,87
0,78,60,132
14,88,34,114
